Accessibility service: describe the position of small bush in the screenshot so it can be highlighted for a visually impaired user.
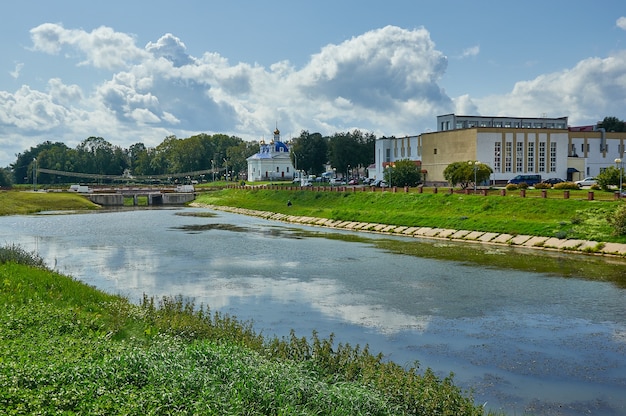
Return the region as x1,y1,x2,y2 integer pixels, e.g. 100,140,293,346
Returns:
0,244,47,268
517,182,529,189
533,182,552,189
607,204,626,236
505,183,518,190
590,184,601,190
554,182,579,190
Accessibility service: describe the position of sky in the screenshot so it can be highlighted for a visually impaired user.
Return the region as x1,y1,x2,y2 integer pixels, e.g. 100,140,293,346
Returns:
1,0,626,168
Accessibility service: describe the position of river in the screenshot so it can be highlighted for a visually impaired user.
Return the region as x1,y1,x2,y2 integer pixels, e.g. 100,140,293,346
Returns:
1,207,625,415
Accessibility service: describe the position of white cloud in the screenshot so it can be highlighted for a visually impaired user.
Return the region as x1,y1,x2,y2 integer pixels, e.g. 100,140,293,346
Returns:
30,23,148,70
10,63,23,79
456,45,480,59
617,16,626,31
474,50,626,124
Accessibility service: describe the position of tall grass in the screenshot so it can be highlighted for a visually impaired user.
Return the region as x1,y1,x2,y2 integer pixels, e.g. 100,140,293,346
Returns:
0,244,489,415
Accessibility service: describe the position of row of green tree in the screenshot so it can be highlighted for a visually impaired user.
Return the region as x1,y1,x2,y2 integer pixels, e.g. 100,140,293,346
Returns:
4,130,378,186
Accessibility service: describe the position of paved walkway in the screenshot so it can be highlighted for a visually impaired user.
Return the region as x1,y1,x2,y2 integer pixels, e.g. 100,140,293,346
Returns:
192,204,626,258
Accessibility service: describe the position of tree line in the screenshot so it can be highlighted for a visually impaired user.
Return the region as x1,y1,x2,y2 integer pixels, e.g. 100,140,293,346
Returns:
3,130,378,186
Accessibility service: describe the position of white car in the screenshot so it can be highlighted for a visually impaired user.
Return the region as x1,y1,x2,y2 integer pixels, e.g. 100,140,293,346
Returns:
575,177,597,187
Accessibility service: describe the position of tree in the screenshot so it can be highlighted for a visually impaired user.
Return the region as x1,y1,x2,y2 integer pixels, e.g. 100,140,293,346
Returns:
0,167,11,187
596,166,624,190
290,131,328,175
598,116,626,132
383,159,421,187
444,161,493,189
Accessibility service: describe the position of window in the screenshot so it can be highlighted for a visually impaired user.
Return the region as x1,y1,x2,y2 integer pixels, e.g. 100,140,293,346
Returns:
505,142,512,172
550,142,557,172
538,142,546,173
527,142,535,171
286,167,290,173
516,142,524,172
494,142,501,173
434,148,438,155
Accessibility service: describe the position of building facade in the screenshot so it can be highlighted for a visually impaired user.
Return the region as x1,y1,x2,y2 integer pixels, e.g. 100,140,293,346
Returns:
373,114,626,186
246,128,295,182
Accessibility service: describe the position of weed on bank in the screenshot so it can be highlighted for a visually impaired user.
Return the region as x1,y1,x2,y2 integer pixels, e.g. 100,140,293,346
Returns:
0,245,488,415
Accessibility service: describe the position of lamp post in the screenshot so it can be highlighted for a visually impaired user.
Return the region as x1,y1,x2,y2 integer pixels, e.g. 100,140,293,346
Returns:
469,161,481,193
616,158,623,196
223,158,228,181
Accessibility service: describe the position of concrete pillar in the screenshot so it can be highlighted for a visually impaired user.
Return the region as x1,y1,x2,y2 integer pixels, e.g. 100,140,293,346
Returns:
588,191,594,201
564,190,570,199
520,189,526,198
541,190,547,198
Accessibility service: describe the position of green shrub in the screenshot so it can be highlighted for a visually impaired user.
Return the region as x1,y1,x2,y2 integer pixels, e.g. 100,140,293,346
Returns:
591,184,601,190
533,182,552,189
554,181,579,190
0,244,47,268
608,204,626,236
505,183,518,190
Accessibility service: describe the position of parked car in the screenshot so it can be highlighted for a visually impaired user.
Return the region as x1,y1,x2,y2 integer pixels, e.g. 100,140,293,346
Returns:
370,179,388,188
348,178,359,185
575,177,597,187
507,174,542,186
542,178,565,185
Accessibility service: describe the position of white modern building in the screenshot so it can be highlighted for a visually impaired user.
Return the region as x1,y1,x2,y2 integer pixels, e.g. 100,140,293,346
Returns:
246,128,295,182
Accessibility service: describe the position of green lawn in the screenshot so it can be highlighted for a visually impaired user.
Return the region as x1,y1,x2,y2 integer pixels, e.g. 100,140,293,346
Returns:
0,190,99,215
195,187,626,244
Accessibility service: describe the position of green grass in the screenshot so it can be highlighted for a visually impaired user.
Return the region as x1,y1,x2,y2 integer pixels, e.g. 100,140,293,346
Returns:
195,187,626,243
0,246,488,415
0,190,99,216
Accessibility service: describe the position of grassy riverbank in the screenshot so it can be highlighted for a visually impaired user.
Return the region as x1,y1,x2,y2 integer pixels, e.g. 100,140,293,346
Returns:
0,245,487,415
195,187,626,244
0,190,99,215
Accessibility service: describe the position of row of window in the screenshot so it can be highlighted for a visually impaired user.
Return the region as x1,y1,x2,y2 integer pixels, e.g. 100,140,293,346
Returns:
493,142,557,174
439,121,567,130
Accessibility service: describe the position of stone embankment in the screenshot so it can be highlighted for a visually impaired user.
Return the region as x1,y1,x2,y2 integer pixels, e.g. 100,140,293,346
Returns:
192,203,626,257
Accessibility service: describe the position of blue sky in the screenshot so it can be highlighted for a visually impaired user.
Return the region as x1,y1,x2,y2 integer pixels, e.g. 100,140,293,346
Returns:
1,0,626,168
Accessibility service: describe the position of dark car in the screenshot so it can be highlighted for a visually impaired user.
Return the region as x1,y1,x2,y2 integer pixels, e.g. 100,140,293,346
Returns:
542,178,564,185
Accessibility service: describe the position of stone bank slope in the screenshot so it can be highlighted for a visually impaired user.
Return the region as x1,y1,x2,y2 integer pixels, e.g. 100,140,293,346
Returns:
191,203,626,258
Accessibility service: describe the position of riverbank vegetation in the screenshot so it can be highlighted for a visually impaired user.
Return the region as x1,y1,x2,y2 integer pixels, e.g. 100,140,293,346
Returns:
0,190,98,216
0,245,488,415
195,187,626,243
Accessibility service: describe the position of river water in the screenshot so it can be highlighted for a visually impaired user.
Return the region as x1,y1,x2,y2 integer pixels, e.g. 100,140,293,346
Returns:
1,207,626,415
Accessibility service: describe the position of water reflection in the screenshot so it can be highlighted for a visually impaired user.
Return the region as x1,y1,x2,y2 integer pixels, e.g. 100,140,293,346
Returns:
1,207,625,415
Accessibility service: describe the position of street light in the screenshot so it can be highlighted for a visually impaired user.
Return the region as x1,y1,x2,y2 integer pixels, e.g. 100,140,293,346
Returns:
616,158,623,196
469,161,481,193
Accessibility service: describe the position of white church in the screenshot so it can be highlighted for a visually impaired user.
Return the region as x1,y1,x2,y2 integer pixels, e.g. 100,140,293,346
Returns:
246,127,295,182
